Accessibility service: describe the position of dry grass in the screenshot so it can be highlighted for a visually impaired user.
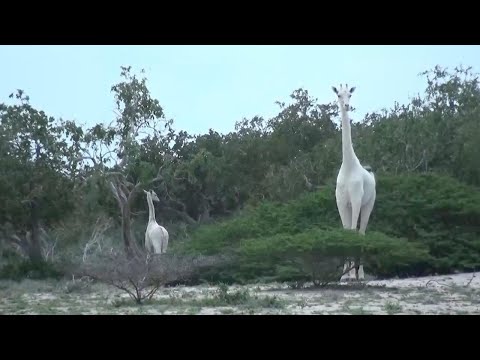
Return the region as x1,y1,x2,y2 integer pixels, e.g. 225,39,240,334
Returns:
1,272,479,315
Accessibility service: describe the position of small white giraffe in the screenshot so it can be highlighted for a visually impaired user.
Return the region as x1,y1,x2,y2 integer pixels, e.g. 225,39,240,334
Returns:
332,84,376,281
143,189,169,254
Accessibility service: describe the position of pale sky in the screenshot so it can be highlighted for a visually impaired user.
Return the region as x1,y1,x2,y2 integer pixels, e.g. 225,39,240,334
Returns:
1,45,479,136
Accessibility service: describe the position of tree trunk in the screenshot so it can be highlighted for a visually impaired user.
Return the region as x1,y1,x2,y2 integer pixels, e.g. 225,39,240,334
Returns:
110,180,144,259
27,197,43,263
121,201,142,259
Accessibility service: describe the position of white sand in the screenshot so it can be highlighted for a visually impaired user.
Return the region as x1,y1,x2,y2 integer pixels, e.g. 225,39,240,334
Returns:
1,272,479,315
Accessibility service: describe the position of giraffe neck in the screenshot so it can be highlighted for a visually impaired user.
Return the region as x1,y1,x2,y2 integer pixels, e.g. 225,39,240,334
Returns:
340,105,358,167
147,194,156,223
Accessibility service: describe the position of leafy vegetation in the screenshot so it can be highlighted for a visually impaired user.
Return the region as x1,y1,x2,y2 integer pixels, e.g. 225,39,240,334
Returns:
0,63,479,285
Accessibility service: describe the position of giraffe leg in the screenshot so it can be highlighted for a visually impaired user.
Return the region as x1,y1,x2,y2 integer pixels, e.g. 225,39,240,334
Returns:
359,191,376,235
336,195,353,281
350,192,363,232
355,191,376,280
349,183,364,282
336,195,352,230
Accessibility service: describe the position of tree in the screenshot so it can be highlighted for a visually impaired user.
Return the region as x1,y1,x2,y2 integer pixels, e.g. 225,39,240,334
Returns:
0,90,80,263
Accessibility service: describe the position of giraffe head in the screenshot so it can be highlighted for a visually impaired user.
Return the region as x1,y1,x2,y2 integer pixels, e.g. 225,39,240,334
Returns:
332,84,356,111
143,189,160,202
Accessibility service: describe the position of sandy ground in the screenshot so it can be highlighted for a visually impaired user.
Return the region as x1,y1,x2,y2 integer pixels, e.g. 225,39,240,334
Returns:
0,272,479,315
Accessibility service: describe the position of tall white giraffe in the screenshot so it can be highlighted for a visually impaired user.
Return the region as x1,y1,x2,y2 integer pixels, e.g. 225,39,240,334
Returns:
332,84,376,281
143,189,169,254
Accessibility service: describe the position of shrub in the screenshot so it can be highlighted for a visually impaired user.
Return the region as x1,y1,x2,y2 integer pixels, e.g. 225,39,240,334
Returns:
180,173,480,281
73,251,227,304
0,259,63,281
370,173,480,273
222,228,430,284
181,189,339,255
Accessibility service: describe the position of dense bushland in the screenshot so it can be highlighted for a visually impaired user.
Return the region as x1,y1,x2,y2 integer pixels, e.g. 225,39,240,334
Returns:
1,63,479,284
178,173,480,283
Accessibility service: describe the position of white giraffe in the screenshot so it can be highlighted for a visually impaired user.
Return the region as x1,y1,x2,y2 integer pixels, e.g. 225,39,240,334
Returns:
332,84,376,281
143,189,169,254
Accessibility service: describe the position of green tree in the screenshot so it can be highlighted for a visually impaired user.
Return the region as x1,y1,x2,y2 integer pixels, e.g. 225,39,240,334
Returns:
0,90,80,262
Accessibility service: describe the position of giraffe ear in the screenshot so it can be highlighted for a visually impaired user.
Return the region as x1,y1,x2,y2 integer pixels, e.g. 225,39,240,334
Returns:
332,86,338,94
143,190,148,194
349,86,356,93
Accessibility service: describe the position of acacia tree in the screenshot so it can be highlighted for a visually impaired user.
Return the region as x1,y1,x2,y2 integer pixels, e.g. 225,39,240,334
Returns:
72,66,172,258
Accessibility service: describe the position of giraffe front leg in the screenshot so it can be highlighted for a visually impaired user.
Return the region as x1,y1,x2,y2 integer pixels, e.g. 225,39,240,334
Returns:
349,187,364,282
355,193,376,281
336,193,354,282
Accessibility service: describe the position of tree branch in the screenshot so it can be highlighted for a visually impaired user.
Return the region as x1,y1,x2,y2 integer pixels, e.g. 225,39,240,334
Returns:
74,156,98,166
161,206,197,225
109,182,123,209
8,234,29,254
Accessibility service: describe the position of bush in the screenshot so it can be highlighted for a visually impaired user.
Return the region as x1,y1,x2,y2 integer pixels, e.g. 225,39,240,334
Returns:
0,260,63,281
180,173,480,281
73,251,227,303
181,189,339,255
202,229,431,284
370,173,480,273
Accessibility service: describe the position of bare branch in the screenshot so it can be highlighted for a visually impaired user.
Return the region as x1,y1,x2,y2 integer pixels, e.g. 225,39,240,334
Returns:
83,216,112,263
121,182,133,199
425,279,454,288
162,206,197,225
109,182,122,207
105,171,127,179
465,273,476,287
8,234,29,254
124,180,135,188
75,251,227,304
74,156,98,166
116,184,128,204
146,177,163,187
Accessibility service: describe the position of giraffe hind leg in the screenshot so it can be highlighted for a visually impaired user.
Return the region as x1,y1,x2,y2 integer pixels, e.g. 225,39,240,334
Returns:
354,192,376,281
337,199,354,281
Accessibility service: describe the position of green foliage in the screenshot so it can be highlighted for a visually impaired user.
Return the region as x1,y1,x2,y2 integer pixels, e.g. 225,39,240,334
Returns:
185,228,430,285
0,260,62,281
0,90,79,230
213,283,251,305
370,173,480,273
181,173,480,282
181,187,338,255
2,63,480,285
237,229,431,283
